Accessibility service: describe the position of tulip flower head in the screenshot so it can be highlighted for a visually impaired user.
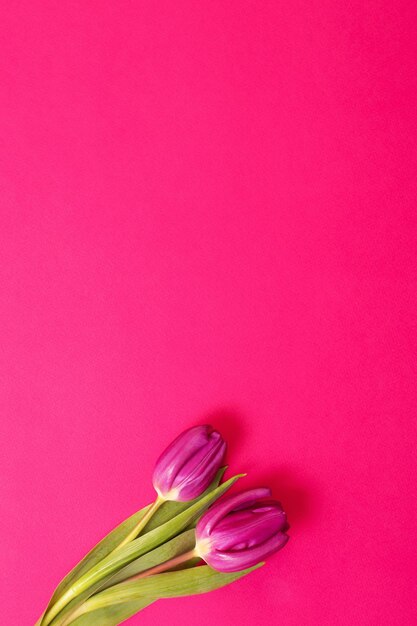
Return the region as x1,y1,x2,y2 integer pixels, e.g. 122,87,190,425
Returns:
152,424,227,502
195,488,289,572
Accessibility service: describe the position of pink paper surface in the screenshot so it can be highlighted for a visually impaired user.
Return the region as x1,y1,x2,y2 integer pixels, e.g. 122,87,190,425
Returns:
1,2,416,625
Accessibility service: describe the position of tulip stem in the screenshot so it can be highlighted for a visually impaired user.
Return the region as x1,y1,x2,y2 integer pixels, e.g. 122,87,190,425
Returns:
124,548,198,581
109,496,164,555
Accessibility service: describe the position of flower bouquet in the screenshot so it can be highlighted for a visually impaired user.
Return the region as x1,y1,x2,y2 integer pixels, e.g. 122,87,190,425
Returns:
36,425,289,625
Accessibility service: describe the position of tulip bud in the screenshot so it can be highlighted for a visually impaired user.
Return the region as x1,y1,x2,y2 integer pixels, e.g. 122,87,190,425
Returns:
195,488,289,572
152,425,227,502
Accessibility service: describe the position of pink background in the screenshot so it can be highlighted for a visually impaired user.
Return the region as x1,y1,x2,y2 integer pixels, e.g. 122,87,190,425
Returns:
1,2,416,625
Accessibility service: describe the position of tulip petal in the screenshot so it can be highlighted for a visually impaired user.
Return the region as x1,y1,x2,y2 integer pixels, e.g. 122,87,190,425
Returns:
205,532,289,572
208,505,287,551
153,425,213,496
174,438,227,501
196,488,271,539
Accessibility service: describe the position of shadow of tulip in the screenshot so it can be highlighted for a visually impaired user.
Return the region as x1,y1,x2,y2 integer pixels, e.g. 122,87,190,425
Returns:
240,467,314,530
199,408,315,530
203,406,247,458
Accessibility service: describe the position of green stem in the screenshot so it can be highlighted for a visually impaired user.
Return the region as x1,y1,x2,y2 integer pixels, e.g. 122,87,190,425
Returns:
107,496,164,557
41,497,163,626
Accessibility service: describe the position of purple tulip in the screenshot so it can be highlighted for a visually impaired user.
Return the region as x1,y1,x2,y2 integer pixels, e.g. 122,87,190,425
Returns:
152,425,227,502
195,488,289,572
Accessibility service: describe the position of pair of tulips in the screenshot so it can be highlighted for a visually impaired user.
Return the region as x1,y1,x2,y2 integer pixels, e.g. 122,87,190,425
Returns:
153,425,289,571
38,425,289,626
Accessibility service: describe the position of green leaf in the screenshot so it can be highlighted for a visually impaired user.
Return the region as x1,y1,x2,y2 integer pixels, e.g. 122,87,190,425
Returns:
48,530,196,626
69,598,153,626
108,562,264,599
68,473,243,596
41,468,235,626
46,467,225,611
48,505,152,610
101,529,197,588
70,563,263,624
113,562,264,599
